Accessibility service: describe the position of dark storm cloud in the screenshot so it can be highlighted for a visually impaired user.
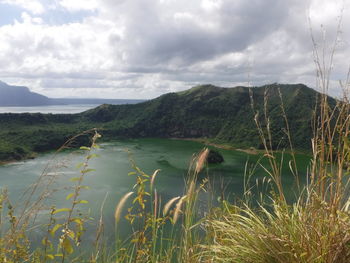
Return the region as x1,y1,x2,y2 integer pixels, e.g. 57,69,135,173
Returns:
107,0,304,68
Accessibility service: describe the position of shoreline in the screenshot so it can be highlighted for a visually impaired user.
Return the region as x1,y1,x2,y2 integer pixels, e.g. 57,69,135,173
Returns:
0,137,310,165
170,137,260,155
0,153,36,166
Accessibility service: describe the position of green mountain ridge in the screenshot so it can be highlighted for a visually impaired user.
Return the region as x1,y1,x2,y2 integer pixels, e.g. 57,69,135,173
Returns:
0,83,333,162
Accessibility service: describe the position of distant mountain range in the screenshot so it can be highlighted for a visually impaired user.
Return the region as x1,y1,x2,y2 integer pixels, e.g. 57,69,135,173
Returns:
0,81,144,106
0,83,333,162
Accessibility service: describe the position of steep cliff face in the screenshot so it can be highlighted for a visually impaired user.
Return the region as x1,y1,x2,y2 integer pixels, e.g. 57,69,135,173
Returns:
0,81,51,106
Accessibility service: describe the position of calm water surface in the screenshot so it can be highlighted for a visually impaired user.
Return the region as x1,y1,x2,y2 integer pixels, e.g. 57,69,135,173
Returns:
0,104,98,114
0,138,311,245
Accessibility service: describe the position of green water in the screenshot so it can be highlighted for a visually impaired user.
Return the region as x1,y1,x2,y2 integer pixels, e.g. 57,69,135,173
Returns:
0,138,311,245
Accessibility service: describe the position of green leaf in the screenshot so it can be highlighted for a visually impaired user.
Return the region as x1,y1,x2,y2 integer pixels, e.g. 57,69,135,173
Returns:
70,177,80,182
46,254,54,260
87,153,99,160
62,237,74,254
81,168,95,174
70,218,83,226
92,143,100,149
76,162,84,169
79,146,90,151
75,200,89,204
128,171,137,176
42,237,49,246
53,208,71,214
66,193,74,200
66,229,75,239
50,224,62,237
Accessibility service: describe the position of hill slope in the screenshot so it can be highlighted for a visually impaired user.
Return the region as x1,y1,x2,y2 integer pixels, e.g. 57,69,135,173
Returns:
80,83,319,148
0,83,331,162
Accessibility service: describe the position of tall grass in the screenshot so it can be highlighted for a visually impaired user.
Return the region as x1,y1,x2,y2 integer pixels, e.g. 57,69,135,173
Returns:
110,148,210,263
203,19,350,263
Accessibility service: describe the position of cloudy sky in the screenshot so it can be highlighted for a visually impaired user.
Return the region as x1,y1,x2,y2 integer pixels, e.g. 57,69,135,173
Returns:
0,0,349,99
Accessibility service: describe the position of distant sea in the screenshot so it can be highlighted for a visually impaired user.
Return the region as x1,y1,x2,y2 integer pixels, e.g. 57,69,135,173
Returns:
0,104,99,114
0,99,145,114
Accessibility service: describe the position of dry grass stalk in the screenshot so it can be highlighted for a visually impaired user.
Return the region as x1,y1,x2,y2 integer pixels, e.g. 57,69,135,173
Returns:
150,169,161,189
114,192,134,223
173,195,187,224
195,148,209,174
163,196,180,216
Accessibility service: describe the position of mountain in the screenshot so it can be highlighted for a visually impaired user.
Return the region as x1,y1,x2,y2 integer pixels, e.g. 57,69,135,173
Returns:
0,81,144,106
80,83,320,149
0,81,51,106
0,83,334,162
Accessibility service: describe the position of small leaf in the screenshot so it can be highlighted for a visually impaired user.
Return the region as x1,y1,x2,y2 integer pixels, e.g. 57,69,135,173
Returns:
62,237,74,254
80,146,90,151
42,237,49,246
53,208,71,215
76,162,84,169
70,218,83,226
70,177,80,182
128,171,137,176
75,200,89,204
50,224,62,237
46,254,54,260
87,154,99,160
92,143,100,149
81,168,95,174
66,193,74,200
66,229,75,239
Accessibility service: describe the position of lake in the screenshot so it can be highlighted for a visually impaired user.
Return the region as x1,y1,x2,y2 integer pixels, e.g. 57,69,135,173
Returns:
0,104,99,114
0,138,310,248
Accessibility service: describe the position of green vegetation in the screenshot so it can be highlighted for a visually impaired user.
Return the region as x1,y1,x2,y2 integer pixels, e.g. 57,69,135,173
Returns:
0,83,332,163
0,29,349,260
0,73,348,262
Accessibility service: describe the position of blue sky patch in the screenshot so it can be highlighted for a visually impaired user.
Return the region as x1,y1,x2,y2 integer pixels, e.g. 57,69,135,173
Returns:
0,3,23,25
41,9,97,25
0,3,96,26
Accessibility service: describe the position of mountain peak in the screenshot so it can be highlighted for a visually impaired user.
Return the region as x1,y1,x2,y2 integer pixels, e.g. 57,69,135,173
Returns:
0,82,50,106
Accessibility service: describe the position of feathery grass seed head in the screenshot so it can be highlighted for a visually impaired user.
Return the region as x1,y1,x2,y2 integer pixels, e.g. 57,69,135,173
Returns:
163,196,180,216
173,195,187,224
195,148,209,174
115,192,134,223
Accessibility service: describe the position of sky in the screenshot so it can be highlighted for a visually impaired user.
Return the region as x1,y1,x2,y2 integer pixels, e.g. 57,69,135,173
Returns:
0,0,349,99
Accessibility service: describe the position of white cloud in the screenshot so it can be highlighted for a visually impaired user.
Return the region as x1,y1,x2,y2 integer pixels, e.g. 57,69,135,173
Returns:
0,0,349,99
201,0,222,12
58,0,99,11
